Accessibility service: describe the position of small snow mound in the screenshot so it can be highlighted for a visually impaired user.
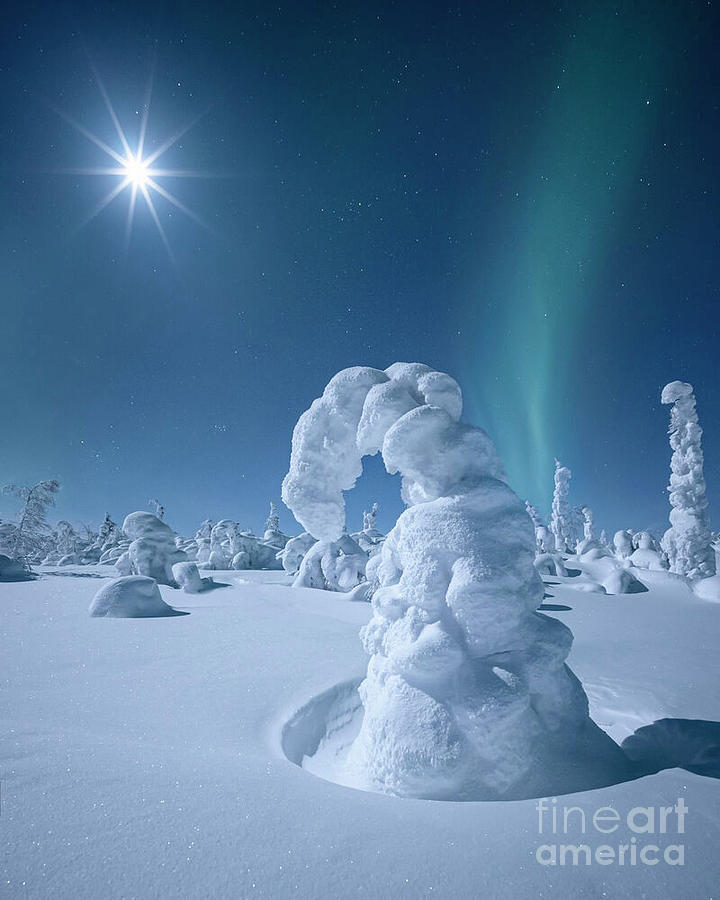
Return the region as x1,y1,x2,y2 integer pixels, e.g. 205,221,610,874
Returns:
565,581,606,594
602,568,648,595
692,575,720,602
89,576,187,618
534,553,567,577
172,562,214,593
629,547,667,571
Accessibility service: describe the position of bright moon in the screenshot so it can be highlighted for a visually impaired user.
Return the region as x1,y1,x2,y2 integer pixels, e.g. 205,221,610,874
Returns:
56,64,208,260
122,154,149,187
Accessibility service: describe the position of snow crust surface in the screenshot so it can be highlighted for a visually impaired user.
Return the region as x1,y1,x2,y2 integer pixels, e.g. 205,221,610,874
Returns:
3,566,720,899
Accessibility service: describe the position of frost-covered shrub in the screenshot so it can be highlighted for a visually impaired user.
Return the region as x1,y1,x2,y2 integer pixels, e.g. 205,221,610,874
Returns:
194,520,213,566
2,480,60,563
613,530,633,559
99,538,131,566
57,553,81,566
629,532,666,571
277,532,317,574
201,519,283,571
55,521,81,557
293,534,368,592
263,502,288,548
175,535,198,561
660,381,715,579
283,362,613,800
208,519,236,569
89,575,183,617
352,503,386,555
120,512,185,586
535,525,554,553
576,506,600,555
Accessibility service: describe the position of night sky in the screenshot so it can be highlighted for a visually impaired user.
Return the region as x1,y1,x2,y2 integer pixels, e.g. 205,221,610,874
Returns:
1,0,719,539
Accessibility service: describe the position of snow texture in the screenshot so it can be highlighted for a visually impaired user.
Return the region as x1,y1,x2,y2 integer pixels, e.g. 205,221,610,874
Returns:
283,363,619,799
660,381,715,579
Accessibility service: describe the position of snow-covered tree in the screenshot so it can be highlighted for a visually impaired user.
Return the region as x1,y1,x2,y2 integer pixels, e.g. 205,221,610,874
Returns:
283,363,619,799
264,502,280,534
574,506,598,555
660,381,715,579
148,499,165,520
194,519,214,565
56,520,80,556
2,480,60,561
525,502,547,553
613,529,633,559
524,500,541,530
363,502,379,532
549,459,572,552
99,513,118,544
261,502,289,551
118,511,185,586
277,532,317,574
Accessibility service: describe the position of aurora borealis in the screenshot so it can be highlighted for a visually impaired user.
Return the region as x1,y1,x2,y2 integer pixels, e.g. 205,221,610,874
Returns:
1,0,719,536
460,3,683,511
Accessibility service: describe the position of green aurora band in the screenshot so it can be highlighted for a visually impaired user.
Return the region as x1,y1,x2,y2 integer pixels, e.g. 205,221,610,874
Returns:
460,4,678,513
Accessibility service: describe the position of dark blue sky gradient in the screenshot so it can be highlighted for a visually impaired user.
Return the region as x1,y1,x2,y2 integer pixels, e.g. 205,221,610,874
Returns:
1,0,719,539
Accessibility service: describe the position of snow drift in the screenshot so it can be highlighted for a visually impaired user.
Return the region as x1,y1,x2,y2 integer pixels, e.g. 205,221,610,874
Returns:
89,576,187,618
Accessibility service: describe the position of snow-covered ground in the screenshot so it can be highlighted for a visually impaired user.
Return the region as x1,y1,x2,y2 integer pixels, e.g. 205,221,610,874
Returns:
2,565,719,898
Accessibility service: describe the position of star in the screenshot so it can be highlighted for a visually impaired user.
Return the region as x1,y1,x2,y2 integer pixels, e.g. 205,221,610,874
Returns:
54,62,210,260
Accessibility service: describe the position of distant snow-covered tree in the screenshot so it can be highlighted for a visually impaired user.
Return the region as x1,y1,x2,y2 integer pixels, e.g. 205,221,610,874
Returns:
549,459,572,552
613,529,633,559
99,513,118,543
362,502,379,532
2,480,60,561
264,502,280,533
660,381,715,579
148,499,165,520
581,506,595,542
524,500,542,529
56,520,80,556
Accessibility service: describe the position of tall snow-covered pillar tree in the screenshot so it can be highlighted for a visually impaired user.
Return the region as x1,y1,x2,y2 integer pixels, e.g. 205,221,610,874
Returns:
282,363,625,800
660,381,715,579
550,459,572,552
